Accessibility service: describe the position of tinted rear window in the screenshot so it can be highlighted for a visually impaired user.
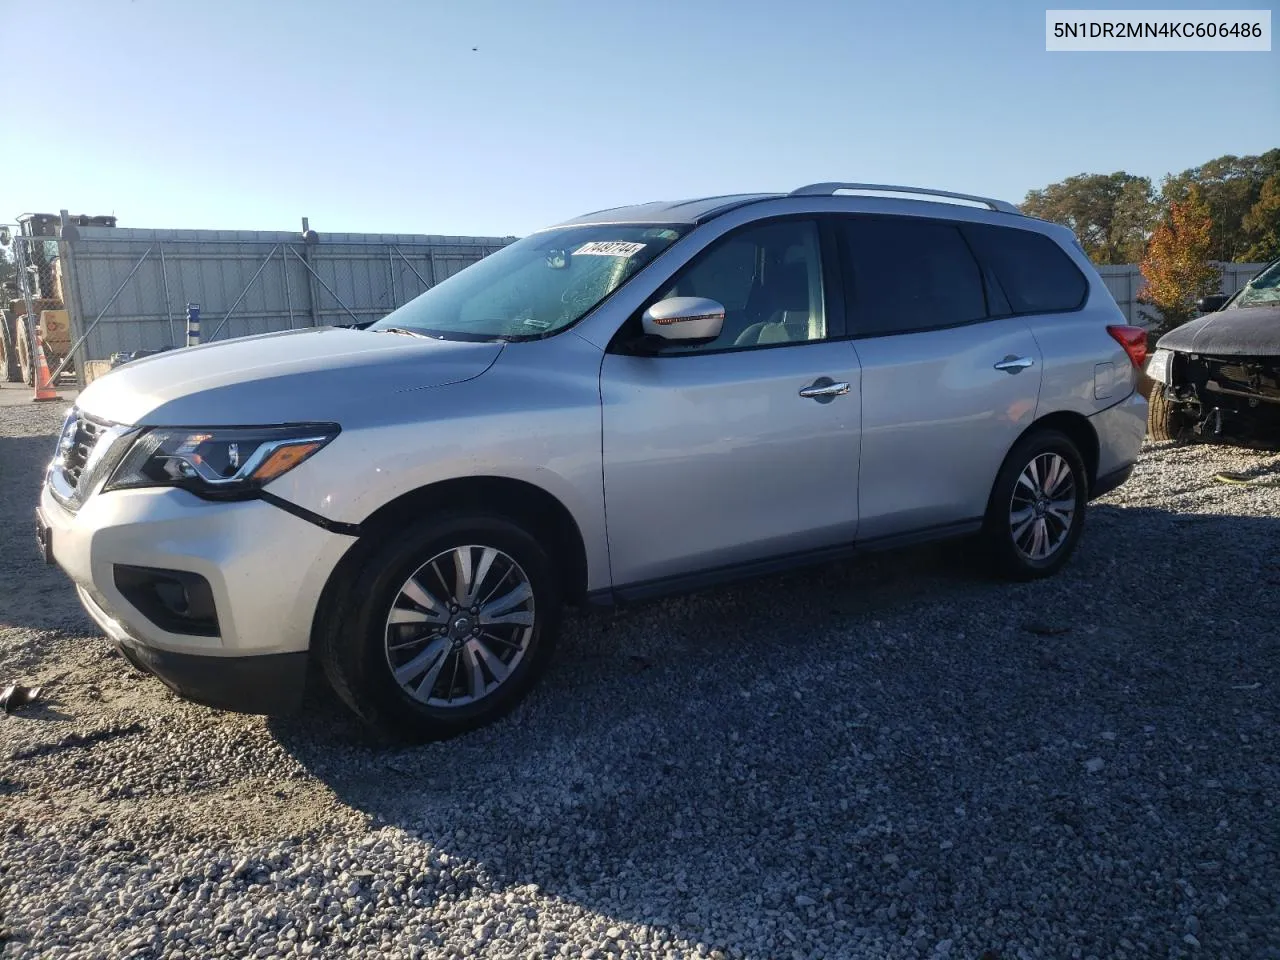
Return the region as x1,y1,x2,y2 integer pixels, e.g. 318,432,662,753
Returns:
962,224,1087,315
840,218,988,336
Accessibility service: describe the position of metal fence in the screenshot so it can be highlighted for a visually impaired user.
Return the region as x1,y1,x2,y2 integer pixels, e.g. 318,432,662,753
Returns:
1098,261,1266,327
0,210,1270,388
1,212,516,386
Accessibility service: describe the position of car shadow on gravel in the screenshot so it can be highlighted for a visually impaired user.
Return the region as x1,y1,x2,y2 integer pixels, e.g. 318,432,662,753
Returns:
268,507,1280,958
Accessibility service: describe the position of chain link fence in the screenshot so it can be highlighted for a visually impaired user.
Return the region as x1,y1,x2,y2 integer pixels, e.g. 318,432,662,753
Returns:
0,212,516,387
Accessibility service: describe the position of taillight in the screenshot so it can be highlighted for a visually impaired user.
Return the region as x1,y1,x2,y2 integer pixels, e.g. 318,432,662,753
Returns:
1106,325,1147,368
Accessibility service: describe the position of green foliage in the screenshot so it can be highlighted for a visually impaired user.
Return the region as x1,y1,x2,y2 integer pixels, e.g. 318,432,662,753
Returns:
1021,172,1155,265
1241,173,1280,262
1162,150,1280,261
1025,148,1280,265
0,249,15,303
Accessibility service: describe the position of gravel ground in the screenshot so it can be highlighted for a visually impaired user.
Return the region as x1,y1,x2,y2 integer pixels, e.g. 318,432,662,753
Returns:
1,382,1278,960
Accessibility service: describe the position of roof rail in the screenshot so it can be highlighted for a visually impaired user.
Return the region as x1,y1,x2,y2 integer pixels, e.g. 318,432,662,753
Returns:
789,182,1021,215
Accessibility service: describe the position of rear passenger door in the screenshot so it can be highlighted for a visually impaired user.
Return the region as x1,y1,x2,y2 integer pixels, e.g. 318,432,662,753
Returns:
837,215,1044,541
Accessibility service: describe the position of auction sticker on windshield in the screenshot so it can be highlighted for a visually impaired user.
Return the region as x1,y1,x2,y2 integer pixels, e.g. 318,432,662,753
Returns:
574,241,646,257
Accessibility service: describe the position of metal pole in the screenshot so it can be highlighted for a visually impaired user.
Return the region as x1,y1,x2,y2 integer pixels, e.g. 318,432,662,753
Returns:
392,245,431,291
300,217,320,327
282,245,295,329
387,245,397,310
286,247,362,324
57,210,90,389
46,245,154,383
204,243,280,341
186,303,201,345
12,237,42,386
158,241,177,347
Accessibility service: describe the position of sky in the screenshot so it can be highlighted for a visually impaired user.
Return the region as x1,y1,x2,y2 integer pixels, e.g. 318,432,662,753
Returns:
0,0,1276,238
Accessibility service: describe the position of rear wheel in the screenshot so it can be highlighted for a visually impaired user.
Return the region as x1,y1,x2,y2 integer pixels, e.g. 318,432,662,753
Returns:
15,316,33,386
982,429,1088,581
318,512,561,742
1147,385,1190,441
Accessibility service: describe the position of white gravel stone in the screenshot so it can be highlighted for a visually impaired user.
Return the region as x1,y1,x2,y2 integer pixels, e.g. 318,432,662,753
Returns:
2,398,1279,958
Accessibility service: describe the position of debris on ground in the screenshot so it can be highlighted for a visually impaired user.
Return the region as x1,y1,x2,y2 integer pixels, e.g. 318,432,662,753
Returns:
0,684,42,714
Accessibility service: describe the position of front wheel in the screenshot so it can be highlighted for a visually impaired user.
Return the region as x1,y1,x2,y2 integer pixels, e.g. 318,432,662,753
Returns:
1147,386,1191,442
318,512,562,742
982,429,1088,581
0,313,21,383
16,316,34,386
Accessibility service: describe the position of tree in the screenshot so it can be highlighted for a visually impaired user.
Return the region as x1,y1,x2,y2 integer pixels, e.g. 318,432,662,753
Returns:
1242,172,1280,262
1022,172,1156,265
0,247,15,304
1162,149,1280,261
1138,187,1222,335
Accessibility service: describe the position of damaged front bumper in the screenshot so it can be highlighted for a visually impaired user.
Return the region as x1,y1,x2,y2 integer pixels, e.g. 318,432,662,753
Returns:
1149,349,1280,440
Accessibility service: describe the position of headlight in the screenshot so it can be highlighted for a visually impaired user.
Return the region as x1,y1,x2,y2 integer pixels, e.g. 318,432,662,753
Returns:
104,424,339,497
1145,348,1173,385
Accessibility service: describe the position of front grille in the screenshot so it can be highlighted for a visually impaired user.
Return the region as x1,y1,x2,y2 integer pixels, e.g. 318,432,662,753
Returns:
59,414,107,487
50,410,133,509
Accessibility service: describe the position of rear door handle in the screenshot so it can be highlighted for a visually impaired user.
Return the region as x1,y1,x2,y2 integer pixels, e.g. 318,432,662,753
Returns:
799,377,851,402
994,355,1034,374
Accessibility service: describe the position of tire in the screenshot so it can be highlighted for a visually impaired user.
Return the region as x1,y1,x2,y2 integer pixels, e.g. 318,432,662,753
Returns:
15,316,33,387
982,429,1088,581
1147,384,1189,442
0,313,20,383
317,512,562,742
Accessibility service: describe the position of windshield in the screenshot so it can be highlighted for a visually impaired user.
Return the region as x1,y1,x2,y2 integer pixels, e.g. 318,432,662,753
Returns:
1231,259,1280,308
369,223,687,340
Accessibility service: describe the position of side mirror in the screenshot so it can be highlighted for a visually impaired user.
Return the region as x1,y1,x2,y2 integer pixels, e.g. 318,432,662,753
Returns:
1197,294,1229,313
641,296,725,342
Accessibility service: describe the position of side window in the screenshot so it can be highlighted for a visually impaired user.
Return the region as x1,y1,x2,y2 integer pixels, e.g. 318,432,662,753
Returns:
962,224,1087,315
840,217,987,336
654,219,827,351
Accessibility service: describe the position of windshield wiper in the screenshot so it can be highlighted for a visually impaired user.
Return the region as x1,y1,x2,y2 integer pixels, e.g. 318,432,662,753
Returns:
374,326,430,339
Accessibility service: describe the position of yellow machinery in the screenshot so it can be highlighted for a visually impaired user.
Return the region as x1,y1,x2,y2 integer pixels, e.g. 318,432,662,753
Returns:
1,212,114,384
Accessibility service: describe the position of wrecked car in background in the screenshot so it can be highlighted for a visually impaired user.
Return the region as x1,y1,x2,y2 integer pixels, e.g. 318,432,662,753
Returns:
1146,255,1280,444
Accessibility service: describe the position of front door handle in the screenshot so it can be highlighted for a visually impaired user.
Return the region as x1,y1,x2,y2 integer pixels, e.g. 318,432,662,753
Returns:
799,377,851,402
994,355,1035,374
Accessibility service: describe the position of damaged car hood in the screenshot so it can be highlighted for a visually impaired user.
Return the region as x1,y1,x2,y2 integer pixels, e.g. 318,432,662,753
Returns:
76,326,503,425
1157,305,1280,357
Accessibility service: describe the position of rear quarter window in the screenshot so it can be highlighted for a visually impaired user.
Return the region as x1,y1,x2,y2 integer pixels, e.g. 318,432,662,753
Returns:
962,224,1087,315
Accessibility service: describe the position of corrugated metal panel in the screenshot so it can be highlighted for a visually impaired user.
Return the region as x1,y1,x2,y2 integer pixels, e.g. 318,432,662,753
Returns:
51,223,1272,370
1096,262,1266,327
61,227,516,367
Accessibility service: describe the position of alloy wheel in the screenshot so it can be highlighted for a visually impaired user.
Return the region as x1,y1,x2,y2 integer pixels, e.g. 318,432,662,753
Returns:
1009,452,1076,561
383,544,536,708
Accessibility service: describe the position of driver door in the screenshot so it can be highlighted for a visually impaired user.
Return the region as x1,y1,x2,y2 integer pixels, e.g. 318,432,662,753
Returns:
599,218,862,591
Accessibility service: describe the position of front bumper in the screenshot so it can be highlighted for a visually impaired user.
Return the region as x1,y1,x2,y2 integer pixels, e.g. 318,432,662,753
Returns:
39,481,356,712
80,586,308,714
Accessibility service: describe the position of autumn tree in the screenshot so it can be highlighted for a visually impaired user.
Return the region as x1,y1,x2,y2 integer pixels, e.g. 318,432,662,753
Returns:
1138,187,1221,335
1242,172,1280,262
1022,172,1156,265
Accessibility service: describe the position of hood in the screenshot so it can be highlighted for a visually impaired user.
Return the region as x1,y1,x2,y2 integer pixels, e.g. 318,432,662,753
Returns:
76,326,503,425
1156,304,1280,357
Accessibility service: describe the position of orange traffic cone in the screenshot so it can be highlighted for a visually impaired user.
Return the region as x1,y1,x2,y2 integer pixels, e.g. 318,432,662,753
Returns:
32,332,62,403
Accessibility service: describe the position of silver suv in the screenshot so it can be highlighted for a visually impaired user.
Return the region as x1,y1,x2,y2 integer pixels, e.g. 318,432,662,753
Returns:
37,183,1149,740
